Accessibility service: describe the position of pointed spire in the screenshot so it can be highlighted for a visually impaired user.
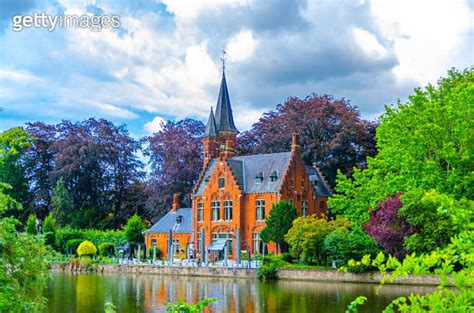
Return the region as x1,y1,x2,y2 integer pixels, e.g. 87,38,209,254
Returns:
214,72,239,133
204,107,218,137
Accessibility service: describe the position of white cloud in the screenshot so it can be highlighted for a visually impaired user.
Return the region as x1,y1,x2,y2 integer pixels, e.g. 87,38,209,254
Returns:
226,30,258,62
144,116,166,134
0,0,472,134
162,0,251,21
370,0,473,85
0,69,41,83
352,27,388,59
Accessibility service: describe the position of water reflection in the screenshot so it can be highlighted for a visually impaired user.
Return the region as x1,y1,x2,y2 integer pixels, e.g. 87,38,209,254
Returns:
46,272,436,312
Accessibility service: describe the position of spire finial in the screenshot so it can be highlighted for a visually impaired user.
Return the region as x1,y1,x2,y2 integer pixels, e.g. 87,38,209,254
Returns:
220,50,227,73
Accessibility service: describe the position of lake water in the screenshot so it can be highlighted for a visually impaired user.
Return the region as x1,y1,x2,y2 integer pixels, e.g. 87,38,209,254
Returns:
45,272,436,312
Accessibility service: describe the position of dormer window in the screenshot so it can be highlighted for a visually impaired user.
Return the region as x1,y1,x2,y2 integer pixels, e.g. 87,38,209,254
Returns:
270,171,278,183
176,215,183,224
255,171,264,184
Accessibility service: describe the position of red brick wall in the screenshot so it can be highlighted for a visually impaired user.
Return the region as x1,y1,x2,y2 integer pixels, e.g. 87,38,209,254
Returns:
192,148,328,259
145,232,191,259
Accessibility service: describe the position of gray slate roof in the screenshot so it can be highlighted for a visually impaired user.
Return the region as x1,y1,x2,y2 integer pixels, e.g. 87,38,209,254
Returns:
304,166,332,197
146,208,192,234
204,107,217,137
194,159,217,196
230,152,291,193
193,152,332,197
214,73,238,133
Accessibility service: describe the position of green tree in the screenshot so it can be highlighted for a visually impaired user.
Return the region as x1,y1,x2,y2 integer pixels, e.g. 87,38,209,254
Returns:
285,215,351,265
0,127,33,216
323,225,378,267
124,213,146,256
25,213,37,235
330,69,474,224
0,218,50,312
51,178,72,226
260,200,298,253
42,213,57,248
399,189,473,254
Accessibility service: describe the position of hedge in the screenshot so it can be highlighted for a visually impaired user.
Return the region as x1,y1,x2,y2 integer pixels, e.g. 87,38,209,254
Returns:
55,227,126,253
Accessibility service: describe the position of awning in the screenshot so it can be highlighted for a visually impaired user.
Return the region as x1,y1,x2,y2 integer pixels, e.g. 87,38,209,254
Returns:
207,239,227,251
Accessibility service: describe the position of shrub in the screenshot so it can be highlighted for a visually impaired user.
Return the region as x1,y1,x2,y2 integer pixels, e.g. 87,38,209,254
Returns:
148,247,162,259
98,242,114,257
65,239,83,255
345,255,376,273
399,189,470,254
323,225,379,267
42,213,57,248
285,215,351,265
25,214,37,235
364,194,414,259
124,214,146,245
257,263,278,280
55,227,126,253
0,217,50,312
77,240,97,257
280,252,295,263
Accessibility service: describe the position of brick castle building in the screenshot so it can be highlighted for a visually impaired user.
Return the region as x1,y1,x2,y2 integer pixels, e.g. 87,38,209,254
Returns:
145,71,331,261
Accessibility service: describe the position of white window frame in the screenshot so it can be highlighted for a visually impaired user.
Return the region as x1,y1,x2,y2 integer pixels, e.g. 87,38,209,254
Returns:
256,200,265,221
211,201,220,221
197,202,204,222
253,232,262,254
224,200,233,220
302,201,308,216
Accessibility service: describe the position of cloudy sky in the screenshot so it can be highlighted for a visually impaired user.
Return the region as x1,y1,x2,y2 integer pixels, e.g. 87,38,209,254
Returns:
0,0,472,137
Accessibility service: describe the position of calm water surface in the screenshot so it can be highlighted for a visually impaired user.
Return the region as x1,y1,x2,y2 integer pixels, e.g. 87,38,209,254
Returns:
45,272,436,312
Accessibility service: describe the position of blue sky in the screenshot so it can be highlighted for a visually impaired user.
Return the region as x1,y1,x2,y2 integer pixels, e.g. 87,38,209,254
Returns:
0,0,472,138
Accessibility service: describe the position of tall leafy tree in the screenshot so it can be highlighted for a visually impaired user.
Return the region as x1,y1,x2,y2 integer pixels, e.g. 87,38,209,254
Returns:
26,118,145,228
0,127,33,217
260,200,298,253
25,214,37,235
124,213,146,257
25,122,57,219
51,178,72,226
42,213,57,247
330,69,474,224
285,215,351,265
144,118,205,218
364,194,415,259
238,94,377,186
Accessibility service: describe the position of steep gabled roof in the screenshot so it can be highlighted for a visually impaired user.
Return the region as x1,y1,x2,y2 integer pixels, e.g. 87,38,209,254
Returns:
230,152,291,193
214,73,238,133
194,159,218,196
304,166,332,197
146,208,192,234
193,154,332,197
204,107,218,137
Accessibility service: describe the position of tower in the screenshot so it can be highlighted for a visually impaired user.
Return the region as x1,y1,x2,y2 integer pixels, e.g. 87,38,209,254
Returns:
203,55,239,165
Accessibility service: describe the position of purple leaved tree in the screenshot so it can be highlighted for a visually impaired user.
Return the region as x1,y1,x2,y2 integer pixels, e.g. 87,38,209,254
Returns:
364,194,415,259
144,118,205,220
237,94,377,186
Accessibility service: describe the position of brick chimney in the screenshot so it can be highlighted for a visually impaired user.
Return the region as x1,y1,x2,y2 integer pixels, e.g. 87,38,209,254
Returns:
172,193,180,212
291,133,301,154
